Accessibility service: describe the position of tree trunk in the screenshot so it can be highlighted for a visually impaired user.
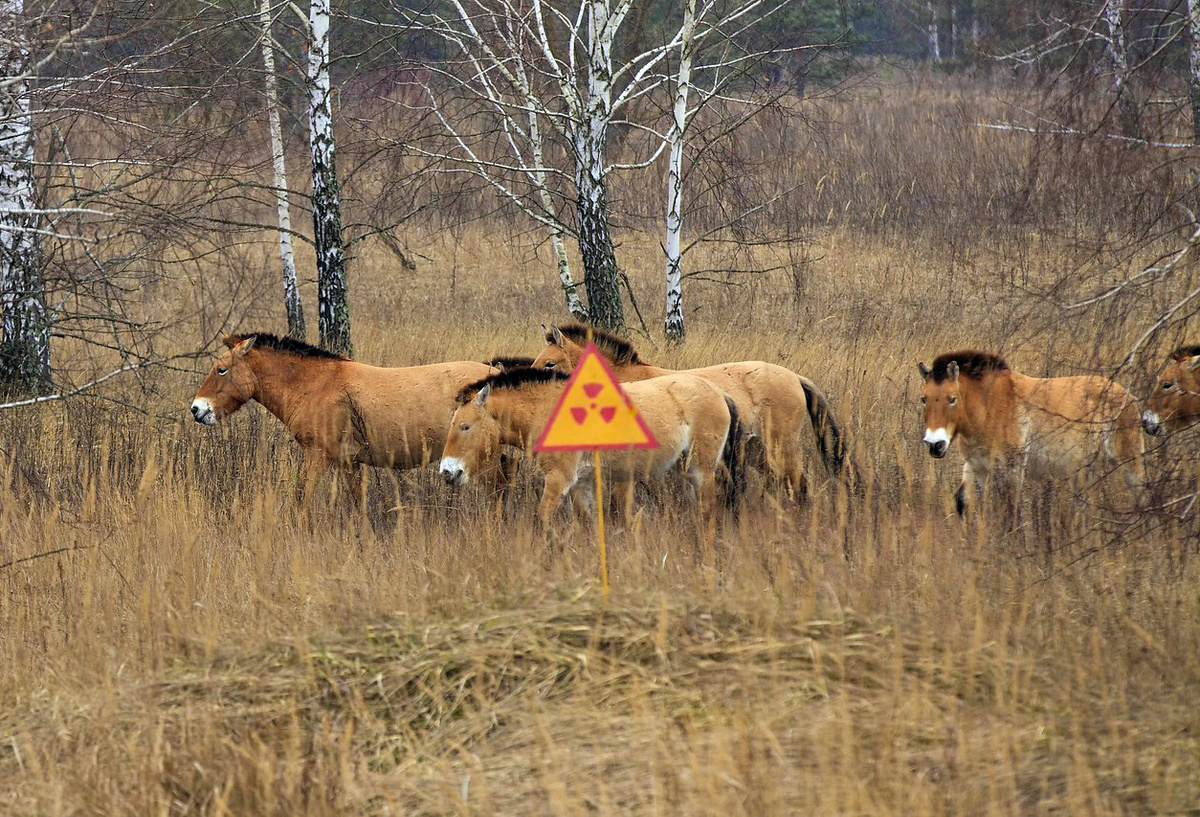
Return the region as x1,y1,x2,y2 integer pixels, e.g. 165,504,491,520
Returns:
0,0,50,396
926,1,941,62
947,1,957,61
526,105,586,321
1188,0,1200,143
260,0,305,339
575,0,624,333
1103,0,1139,139
307,0,351,355
663,0,697,346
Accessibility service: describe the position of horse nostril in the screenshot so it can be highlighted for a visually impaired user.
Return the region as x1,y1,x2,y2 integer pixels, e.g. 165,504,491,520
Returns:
191,405,200,417
929,441,947,458
444,469,463,486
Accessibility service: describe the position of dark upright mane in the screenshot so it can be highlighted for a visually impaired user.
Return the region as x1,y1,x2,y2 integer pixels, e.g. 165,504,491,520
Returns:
484,355,535,370
555,323,644,365
1170,345,1200,361
928,350,1009,383
228,332,347,361
457,367,568,403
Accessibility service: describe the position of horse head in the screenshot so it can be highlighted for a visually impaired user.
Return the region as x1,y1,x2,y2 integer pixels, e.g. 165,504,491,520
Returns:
531,324,581,373
918,359,961,458
191,335,259,425
1144,347,1200,436
439,384,503,486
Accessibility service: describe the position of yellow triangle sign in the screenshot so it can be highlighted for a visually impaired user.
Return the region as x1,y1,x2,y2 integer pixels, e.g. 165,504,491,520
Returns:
535,341,660,452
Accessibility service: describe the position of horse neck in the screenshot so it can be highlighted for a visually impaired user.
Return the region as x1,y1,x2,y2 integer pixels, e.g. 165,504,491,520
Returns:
489,386,558,446
248,350,339,427
961,371,1015,439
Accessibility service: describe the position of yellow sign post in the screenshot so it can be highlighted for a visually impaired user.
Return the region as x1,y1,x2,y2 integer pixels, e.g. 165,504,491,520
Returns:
535,339,658,598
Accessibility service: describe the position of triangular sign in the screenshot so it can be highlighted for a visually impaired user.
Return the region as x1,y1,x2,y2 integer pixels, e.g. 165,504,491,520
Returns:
535,341,660,452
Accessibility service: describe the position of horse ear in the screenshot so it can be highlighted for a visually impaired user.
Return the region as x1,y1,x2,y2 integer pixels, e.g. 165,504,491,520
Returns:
946,361,959,381
232,336,257,356
917,362,931,380
1187,355,1200,371
474,383,491,406
550,325,565,348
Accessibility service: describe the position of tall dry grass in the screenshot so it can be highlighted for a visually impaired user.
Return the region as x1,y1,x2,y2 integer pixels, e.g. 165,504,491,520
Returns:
0,74,1198,814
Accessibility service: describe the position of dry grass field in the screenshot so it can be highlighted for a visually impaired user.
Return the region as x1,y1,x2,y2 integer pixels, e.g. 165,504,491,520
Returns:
0,75,1198,814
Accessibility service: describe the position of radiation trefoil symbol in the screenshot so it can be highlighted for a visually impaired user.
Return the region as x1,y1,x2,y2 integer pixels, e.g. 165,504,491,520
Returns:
535,341,660,452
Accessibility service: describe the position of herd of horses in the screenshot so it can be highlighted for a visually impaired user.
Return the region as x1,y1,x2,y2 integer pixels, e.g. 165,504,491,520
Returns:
189,325,1200,526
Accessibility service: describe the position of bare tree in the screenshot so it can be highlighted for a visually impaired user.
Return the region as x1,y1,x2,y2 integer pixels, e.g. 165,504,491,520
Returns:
416,0,789,337
663,0,697,345
1188,0,1200,142
308,0,351,355
260,0,305,339
0,0,50,396
1102,0,1139,139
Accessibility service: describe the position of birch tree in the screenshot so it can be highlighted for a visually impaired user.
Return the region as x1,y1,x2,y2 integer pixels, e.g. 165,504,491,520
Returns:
1187,0,1200,142
260,0,305,339
308,0,351,355
415,0,787,335
0,0,50,396
1102,0,1138,139
663,0,697,345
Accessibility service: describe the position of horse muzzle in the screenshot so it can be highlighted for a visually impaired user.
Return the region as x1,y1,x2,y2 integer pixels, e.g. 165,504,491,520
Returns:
1141,410,1166,437
190,398,217,426
439,457,468,487
923,428,950,459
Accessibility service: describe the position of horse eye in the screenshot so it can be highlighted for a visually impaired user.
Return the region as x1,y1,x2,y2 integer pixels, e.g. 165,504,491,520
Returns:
217,367,228,376
544,361,556,369
920,396,927,404
460,423,471,432
948,396,957,406
1163,381,1174,391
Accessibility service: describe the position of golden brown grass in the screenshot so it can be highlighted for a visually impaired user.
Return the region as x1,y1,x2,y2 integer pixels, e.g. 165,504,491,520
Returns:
1,76,1198,814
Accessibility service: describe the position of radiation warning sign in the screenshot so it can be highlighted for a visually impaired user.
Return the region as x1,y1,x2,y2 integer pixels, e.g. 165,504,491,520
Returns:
535,341,659,452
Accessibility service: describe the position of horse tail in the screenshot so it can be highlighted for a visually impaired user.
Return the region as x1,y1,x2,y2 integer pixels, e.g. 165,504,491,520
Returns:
799,377,848,479
722,394,746,513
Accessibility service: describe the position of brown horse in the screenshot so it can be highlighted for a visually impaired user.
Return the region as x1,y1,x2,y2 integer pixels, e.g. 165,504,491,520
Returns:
438,368,742,526
1142,345,1200,436
190,333,498,489
918,351,1144,517
530,323,847,494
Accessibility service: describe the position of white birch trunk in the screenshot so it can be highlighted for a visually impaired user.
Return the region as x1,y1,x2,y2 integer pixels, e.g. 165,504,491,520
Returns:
575,0,624,332
926,1,941,62
663,0,696,345
947,1,957,61
260,0,305,339
1103,0,1139,138
0,0,50,394
1188,0,1200,142
527,106,586,321
307,0,350,355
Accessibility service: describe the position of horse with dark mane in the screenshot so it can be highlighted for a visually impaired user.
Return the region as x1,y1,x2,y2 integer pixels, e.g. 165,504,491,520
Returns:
438,367,743,526
918,350,1144,517
531,323,849,495
190,333,498,490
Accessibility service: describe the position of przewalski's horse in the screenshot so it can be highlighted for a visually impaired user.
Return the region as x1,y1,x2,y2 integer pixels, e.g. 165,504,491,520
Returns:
530,323,848,495
1142,345,1200,436
190,333,498,489
438,368,743,526
918,351,1144,518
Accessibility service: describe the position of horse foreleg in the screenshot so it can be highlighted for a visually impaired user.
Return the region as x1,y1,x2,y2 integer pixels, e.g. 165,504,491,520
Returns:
538,465,578,528
955,462,975,517
299,448,333,508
